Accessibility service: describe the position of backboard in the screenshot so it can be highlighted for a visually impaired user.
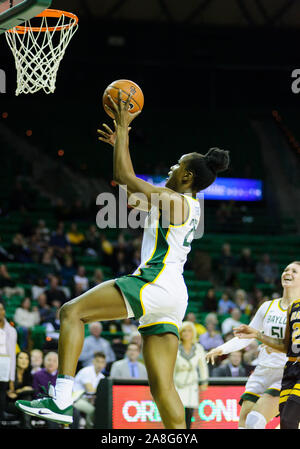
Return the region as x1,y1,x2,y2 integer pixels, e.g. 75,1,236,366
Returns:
0,0,51,34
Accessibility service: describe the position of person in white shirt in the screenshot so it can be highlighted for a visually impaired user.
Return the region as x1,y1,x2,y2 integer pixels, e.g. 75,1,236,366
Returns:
221,307,243,336
73,351,106,428
0,301,17,422
13,297,40,350
73,266,89,293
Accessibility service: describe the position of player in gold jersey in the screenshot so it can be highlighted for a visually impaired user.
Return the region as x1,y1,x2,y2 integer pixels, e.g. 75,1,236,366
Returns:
234,261,300,429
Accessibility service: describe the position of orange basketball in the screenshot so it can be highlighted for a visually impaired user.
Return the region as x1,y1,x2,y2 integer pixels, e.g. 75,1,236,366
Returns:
102,79,144,119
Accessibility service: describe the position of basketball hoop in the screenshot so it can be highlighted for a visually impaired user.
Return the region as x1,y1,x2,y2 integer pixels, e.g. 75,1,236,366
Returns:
5,9,78,95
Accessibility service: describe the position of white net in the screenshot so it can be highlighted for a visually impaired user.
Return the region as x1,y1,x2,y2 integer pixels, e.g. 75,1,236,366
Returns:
5,12,78,95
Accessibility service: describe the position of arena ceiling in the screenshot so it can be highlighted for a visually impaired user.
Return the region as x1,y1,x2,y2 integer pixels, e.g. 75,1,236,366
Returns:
52,0,300,27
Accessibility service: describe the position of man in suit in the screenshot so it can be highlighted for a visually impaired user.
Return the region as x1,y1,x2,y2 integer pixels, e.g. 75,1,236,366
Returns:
211,350,247,377
110,343,148,379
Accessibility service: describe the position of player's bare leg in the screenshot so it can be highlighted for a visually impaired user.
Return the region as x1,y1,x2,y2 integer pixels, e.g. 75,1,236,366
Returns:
247,393,279,428
142,333,186,429
58,280,128,376
239,400,254,428
240,394,279,429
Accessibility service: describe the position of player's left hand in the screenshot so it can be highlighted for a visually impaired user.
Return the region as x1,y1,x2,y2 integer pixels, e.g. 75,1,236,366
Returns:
104,89,141,128
97,121,131,147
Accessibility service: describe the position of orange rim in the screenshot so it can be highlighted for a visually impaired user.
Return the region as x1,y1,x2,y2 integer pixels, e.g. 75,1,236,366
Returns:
8,9,78,34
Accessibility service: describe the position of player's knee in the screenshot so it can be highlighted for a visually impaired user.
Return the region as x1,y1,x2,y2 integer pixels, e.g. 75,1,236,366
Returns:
59,300,78,321
245,411,267,429
149,378,174,401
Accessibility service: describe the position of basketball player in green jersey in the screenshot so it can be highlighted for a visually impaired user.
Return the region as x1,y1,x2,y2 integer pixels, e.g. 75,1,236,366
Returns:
234,261,300,429
16,90,229,428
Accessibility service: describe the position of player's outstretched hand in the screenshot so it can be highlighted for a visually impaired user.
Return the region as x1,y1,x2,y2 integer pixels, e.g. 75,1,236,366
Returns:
104,89,141,128
233,324,258,339
205,348,223,365
97,121,131,147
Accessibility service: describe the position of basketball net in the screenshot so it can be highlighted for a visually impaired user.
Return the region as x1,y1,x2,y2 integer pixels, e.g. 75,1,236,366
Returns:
5,9,78,95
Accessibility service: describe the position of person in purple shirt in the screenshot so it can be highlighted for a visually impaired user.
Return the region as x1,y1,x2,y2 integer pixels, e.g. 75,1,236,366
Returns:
199,319,224,352
33,351,58,398
217,291,236,315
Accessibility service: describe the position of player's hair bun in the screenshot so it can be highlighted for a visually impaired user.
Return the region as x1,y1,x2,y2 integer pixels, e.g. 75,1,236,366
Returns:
204,147,230,174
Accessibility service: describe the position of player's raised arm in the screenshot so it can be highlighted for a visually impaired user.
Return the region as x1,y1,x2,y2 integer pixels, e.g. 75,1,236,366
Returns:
105,89,188,224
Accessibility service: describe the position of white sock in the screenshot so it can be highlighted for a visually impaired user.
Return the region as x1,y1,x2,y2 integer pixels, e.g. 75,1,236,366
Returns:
53,376,74,410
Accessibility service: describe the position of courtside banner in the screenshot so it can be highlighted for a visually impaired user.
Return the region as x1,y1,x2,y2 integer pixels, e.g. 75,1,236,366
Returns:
112,384,279,429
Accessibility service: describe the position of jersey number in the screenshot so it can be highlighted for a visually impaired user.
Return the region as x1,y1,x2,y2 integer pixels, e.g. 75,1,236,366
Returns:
271,326,284,339
291,322,300,354
183,218,197,247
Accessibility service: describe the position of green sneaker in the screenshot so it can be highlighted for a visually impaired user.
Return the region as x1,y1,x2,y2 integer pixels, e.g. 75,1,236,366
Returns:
15,397,73,425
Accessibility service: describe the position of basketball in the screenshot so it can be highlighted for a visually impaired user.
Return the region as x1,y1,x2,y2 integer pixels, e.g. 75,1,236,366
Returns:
102,79,144,119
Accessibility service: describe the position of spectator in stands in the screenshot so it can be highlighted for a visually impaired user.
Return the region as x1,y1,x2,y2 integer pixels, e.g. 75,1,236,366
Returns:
79,322,116,368
174,321,208,429
110,343,148,379
27,231,44,264
203,288,218,313
45,275,67,308
237,247,255,274
255,253,279,285
32,351,58,398
60,256,77,287
13,297,40,350
73,351,106,428
67,223,85,246
216,242,236,286
185,312,207,337
43,306,60,344
36,219,50,244
199,314,224,352
36,292,55,324
30,349,44,375
0,301,17,425
49,222,68,251
39,249,59,277
221,307,243,336
0,264,25,298
73,266,89,293
121,318,138,344
84,225,101,255
9,233,30,263
234,289,253,317
211,350,247,377
90,269,104,288
217,290,236,315
32,351,59,429
5,351,33,428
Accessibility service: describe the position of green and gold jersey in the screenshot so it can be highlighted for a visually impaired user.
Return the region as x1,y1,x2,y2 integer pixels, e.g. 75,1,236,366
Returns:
138,194,201,274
